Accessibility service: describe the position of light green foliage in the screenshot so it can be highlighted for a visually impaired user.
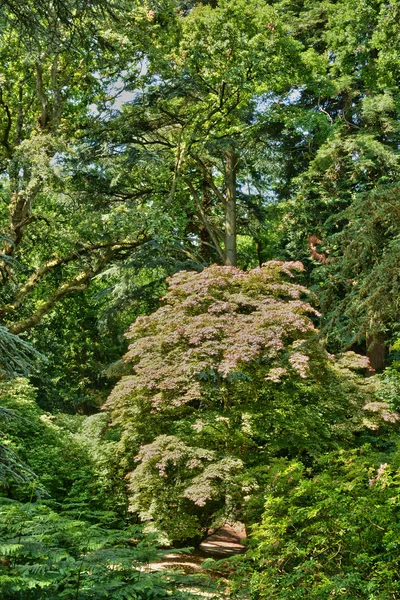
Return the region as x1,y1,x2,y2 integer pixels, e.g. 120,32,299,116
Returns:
377,359,400,413
0,0,153,344
232,445,400,599
0,379,124,513
98,0,312,271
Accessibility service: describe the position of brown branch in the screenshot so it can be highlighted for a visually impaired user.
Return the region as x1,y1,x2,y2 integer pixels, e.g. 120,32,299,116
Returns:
219,81,226,109
15,83,24,145
0,237,146,317
35,62,49,129
194,68,219,95
14,214,51,232
308,235,329,264
1,182,42,254
7,244,124,335
110,189,154,201
0,88,12,155
191,154,226,208
50,55,64,130
186,179,225,264
168,127,184,204
9,269,95,334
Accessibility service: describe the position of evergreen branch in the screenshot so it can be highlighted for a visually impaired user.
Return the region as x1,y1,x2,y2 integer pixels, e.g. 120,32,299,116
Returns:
0,325,45,376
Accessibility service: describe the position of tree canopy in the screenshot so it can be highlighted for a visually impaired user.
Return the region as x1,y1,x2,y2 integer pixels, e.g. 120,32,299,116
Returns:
2,0,400,598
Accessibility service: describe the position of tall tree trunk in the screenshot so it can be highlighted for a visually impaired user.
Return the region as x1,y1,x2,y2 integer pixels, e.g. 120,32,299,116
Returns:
366,332,386,373
199,180,215,263
225,151,238,267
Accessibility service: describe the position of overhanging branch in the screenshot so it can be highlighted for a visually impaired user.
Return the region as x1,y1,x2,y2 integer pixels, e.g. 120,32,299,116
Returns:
0,237,146,319
191,153,226,208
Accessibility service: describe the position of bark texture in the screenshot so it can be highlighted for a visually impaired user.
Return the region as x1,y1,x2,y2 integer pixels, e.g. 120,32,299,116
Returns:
225,150,238,267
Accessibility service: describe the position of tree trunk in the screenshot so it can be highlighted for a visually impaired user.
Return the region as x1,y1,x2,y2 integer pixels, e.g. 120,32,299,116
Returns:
366,332,386,373
199,180,215,263
225,151,238,267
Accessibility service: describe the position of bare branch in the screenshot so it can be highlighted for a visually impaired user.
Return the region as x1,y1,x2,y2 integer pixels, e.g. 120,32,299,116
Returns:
0,88,12,155
35,62,49,129
191,153,226,208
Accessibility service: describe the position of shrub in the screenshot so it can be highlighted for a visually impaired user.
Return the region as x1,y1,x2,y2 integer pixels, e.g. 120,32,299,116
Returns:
232,446,400,599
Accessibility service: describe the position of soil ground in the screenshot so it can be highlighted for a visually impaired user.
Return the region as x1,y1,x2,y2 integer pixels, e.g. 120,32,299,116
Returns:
147,523,246,598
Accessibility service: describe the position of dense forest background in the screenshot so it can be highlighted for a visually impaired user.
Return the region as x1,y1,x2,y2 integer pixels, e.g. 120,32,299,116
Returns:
2,0,400,598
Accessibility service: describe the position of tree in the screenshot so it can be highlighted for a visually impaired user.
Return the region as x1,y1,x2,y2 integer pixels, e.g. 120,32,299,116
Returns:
105,262,367,542
105,0,312,268
0,0,150,337
278,0,400,367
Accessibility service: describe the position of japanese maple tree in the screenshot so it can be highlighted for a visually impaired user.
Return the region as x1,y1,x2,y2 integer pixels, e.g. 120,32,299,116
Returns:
105,262,364,542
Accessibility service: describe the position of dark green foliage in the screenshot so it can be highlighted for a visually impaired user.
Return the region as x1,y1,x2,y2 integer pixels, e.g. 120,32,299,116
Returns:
311,184,400,344
0,499,195,600
278,0,400,350
28,293,128,414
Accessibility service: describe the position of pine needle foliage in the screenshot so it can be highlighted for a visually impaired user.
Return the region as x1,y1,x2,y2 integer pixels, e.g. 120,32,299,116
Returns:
314,184,400,344
0,326,44,379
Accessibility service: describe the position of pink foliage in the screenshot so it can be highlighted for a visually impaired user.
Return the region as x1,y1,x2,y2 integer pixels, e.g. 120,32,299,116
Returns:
105,262,320,415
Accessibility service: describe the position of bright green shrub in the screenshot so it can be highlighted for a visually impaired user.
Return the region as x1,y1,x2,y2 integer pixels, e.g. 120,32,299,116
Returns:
0,385,206,599
378,366,400,412
233,445,400,600
0,379,126,515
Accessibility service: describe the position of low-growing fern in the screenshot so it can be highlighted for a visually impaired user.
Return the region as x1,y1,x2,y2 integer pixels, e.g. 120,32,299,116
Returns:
0,499,201,599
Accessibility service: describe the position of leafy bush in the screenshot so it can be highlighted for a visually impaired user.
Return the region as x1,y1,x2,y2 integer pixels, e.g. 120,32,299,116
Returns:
232,445,400,599
378,366,400,412
0,379,126,515
0,384,205,599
